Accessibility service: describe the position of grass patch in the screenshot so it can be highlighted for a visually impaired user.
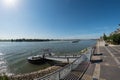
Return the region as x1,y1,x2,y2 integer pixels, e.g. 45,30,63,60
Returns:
80,48,87,54
0,74,9,80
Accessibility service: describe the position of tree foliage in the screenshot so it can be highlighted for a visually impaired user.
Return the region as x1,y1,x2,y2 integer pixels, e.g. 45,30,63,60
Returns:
111,33,120,44
103,33,107,40
105,33,120,45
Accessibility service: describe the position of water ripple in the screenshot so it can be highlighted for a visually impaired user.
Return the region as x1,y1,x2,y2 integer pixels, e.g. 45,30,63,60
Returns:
0,52,7,74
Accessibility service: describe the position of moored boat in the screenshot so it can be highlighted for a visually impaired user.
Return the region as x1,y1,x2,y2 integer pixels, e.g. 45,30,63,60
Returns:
27,55,46,64
27,49,54,64
72,40,80,43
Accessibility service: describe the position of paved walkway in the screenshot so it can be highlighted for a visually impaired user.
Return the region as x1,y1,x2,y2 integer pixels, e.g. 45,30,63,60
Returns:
82,40,120,80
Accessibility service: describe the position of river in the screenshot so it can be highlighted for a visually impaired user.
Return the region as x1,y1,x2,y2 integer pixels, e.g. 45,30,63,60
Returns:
0,40,96,74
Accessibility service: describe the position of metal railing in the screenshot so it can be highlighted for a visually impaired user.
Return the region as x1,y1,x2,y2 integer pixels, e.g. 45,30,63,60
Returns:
34,47,92,80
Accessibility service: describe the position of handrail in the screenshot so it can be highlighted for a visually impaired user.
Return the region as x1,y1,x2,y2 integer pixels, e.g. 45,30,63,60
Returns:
35,55,82,80
34,47,92,80
40,63,71,78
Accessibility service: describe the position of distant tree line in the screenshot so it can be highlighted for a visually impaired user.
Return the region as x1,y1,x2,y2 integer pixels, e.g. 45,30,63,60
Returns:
103,33,120,45
11,39,50,42
0,39,51,42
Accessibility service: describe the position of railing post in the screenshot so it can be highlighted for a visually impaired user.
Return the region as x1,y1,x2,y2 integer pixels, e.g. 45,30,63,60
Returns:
70,63,72,70
59,71,60,80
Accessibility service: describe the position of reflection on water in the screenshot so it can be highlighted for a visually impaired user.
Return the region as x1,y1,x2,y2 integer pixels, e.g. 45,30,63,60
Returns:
0,40,96,74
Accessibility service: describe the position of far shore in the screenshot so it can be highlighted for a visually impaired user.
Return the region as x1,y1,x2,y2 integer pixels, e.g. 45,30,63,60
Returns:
0,39,96,42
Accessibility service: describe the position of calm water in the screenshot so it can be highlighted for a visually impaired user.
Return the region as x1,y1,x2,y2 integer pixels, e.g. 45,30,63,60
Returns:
0,40,96,74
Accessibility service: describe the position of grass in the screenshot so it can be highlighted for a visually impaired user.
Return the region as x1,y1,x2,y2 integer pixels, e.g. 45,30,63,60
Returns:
80,48,87,54
0,74,9,80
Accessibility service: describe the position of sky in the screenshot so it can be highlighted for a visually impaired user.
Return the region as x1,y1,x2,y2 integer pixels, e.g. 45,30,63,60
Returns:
0,0,120,39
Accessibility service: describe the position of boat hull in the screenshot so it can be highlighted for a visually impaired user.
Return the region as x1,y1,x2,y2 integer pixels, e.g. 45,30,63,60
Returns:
27,58,48,64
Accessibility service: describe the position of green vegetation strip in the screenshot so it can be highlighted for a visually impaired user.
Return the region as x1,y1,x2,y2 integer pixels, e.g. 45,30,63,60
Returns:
103,33,120,45
0,74,9,80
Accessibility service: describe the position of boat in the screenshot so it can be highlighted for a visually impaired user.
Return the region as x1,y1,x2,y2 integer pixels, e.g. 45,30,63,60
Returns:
27,55,46,64
27,49,54,64
72,40,80,43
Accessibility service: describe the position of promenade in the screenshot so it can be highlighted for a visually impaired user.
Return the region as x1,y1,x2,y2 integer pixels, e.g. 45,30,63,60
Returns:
82,40,120,80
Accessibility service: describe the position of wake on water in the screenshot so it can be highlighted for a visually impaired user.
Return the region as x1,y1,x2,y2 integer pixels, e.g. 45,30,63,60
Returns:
0,53,14,76
0,53,4,56
0,52,13,76
0,52,7,74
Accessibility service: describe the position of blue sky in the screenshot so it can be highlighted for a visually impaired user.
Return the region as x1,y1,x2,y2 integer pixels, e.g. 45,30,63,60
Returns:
0,0,120,39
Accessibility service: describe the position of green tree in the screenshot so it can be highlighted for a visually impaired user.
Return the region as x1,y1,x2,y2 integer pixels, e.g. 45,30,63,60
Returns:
112,33,120,44
103,33,107,40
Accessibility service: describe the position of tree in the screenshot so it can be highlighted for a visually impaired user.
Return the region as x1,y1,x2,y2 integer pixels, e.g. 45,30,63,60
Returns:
112,33,120,44
103,33,107,40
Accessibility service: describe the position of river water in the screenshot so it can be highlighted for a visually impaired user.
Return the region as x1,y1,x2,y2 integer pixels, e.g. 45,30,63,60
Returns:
0,40,96,74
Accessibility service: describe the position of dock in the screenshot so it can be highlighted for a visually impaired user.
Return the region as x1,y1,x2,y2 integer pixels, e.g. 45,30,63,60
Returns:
45,55,81,62
34,47,93,80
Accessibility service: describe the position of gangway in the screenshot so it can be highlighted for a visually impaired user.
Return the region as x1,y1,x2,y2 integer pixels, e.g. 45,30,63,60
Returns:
45,55,81,62
34,47,93,80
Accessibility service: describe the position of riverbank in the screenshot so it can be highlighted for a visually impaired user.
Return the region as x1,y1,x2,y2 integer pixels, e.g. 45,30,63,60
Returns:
8,65,62,80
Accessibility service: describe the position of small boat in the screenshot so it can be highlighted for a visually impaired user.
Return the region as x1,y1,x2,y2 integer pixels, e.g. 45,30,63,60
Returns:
27,55,46,64
72,40,80,43
27,49,54,64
